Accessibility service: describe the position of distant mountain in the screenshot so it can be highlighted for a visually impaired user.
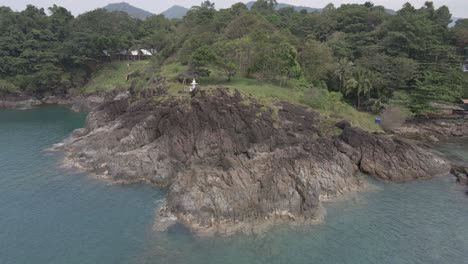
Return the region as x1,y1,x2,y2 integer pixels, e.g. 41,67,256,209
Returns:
450,17,462,27
245,1,319,13
161,5,189,19
245,1,398,14
384,9,397,15
276,3,320,13
102,2,461,27
103,2,154,20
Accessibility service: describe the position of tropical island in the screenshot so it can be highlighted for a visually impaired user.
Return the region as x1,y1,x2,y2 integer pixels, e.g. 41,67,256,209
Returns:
1,0,468,235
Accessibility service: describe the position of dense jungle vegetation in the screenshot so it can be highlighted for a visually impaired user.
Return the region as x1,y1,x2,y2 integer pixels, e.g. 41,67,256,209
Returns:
1,0,467,115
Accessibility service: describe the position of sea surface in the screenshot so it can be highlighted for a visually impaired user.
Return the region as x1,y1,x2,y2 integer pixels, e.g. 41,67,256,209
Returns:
1,106,467,264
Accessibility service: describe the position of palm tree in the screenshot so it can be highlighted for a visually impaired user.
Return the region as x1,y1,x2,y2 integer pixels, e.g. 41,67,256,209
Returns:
333,58,354,94
368,96,385,112
345,68,372,109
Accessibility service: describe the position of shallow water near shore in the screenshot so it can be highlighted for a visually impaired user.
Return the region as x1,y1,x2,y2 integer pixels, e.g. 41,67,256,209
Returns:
1,106,467,264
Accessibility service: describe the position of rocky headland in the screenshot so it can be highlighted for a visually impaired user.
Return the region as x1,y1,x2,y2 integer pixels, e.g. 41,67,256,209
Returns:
51,87,466,235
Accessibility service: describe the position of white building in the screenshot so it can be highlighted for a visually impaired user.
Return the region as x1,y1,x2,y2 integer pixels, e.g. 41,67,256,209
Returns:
140,49,153,56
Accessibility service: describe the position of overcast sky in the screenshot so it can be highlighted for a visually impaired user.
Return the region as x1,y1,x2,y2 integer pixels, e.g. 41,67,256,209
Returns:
0,0,466,17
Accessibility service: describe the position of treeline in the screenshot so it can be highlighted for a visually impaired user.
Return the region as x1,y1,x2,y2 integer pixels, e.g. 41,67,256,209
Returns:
0,5,170,95
0,1,467,114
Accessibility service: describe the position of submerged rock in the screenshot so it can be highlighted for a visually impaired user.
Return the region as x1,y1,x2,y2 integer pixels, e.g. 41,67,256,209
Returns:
56,87,456,235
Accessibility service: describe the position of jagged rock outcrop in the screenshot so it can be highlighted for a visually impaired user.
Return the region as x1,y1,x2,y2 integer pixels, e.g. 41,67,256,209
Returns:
451,165,468,187
56,87,456,235
337,127,452,181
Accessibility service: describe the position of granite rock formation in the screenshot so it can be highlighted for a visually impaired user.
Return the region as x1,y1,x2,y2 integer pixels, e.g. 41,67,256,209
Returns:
56,88,455,235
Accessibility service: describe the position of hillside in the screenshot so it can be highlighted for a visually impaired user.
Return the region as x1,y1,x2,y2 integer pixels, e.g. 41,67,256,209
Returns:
82,61,150,93
245,2,395,14
161,5,189,19
1,1,467,118
103,2,154,20
102,2,400,20
80,60,381,131
450,17,462,27
276,3,319,12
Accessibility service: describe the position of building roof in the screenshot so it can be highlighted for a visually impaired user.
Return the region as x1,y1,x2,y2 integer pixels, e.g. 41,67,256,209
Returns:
430,102,464,111
130,50,139,56
140,49,152,56
141,49,153,56
462,99,468,104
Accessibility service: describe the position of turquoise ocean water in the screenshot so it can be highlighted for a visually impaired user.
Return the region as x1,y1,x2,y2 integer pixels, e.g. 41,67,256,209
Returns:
1,106,467,264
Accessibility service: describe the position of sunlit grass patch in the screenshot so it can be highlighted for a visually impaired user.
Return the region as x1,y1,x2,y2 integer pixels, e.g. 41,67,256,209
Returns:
83,61,150,93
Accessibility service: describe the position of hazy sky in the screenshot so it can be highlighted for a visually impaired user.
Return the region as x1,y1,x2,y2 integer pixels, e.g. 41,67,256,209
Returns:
0,0,466,17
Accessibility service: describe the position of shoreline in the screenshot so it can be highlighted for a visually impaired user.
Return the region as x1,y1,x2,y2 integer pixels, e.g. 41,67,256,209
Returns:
49,88,468,236
14,89,468,236
0,93,106,112
154,203,328,237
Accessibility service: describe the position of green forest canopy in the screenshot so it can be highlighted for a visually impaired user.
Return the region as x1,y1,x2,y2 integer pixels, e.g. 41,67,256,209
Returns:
0,0,467,114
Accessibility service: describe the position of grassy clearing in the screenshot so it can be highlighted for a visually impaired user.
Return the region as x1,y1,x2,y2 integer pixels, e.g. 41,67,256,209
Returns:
82,61,150,93
299,88,381,131
322,105,381,132
164,72,381,131
209,77,301,104
159,62,188,82
82,61,381,131
195,76,381,131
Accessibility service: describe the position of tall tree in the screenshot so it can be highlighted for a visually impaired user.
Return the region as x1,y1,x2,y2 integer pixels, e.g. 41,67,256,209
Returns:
334,58,354,93
299,40,334,82
345,68,372,109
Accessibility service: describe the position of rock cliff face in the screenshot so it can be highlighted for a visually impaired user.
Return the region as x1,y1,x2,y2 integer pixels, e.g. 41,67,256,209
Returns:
57,88,455,235
338,127,451,181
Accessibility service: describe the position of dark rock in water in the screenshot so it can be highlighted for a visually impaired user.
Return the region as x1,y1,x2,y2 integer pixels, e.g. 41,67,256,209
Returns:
339,127,452,181
451,165,468,186
57,87,455,235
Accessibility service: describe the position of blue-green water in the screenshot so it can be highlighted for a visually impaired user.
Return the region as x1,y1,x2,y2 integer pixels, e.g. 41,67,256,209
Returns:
1,106,467,264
